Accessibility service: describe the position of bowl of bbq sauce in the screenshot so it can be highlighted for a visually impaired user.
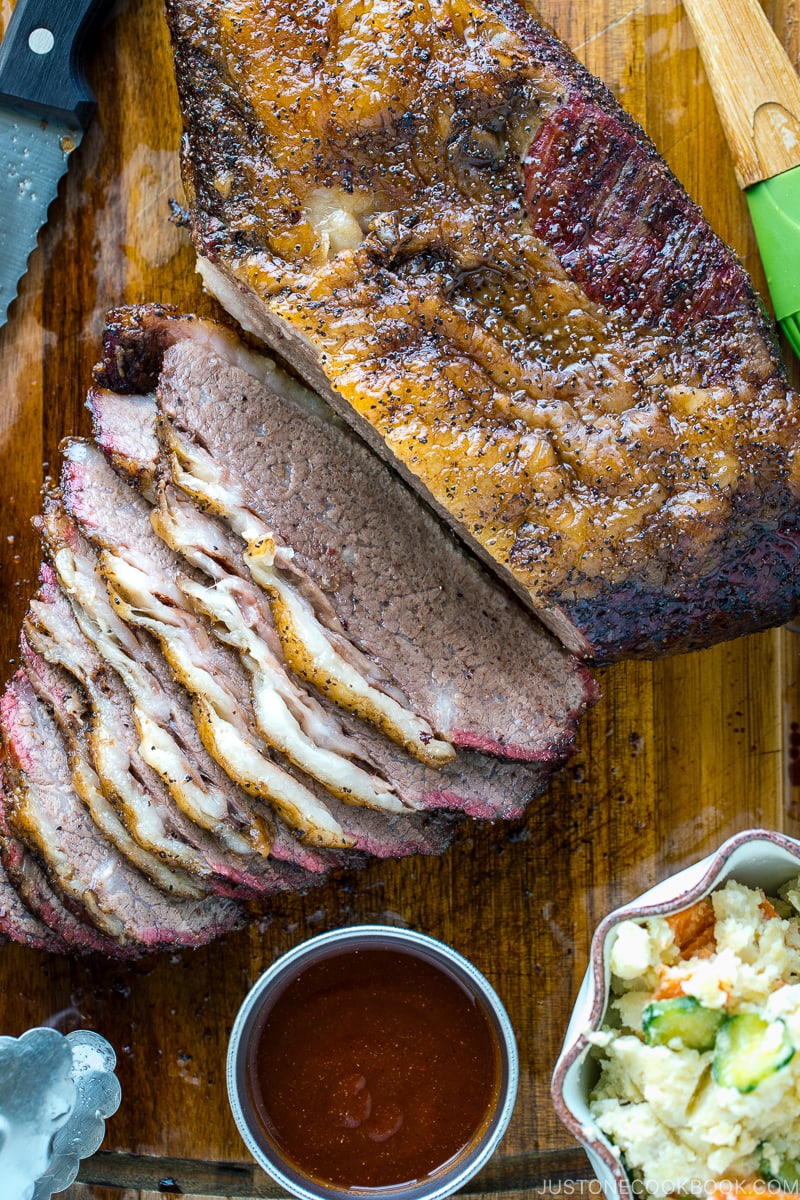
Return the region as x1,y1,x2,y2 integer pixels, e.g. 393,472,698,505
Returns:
227,925,518,1200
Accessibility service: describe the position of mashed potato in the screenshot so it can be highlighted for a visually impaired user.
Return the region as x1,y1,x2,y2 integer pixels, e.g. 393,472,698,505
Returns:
589,877,800,1197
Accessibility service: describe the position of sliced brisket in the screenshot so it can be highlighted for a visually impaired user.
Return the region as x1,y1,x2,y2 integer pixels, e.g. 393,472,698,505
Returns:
0,771,69,953
0,672,244,950
90,307,595,767
23,565,314,899
39,507,348,879
60,441,464,855
0,299,600,956
158,339,594,761
20,624,207,901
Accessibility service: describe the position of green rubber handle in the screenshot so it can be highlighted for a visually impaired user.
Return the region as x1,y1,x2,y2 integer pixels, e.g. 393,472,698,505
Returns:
779,311,800,360
747,165,800,323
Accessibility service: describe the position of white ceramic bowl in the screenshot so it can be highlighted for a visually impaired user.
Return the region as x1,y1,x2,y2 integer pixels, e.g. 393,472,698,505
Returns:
551,828,800,1200
227,925,519,1200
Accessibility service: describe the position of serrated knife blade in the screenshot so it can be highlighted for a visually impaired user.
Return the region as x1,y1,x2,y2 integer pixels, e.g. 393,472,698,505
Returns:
0,0,107,329
0,109,81,325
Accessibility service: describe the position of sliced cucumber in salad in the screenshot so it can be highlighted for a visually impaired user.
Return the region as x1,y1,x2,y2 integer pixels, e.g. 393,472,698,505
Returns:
712,1013,794,1093
759,1148,800,1190
642,996,725,1051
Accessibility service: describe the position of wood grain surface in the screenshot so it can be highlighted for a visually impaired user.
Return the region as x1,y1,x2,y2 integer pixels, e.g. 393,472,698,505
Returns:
0,1,797,1198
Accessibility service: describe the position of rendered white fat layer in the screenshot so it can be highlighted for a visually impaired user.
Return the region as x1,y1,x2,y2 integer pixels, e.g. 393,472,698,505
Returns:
181,577,410,813
193,705,347,846
256,561,455,764
184,298,338,425
50,544,232,832
303,187,375,256
100,551,351,848
134,713,251,855
164,430,455,766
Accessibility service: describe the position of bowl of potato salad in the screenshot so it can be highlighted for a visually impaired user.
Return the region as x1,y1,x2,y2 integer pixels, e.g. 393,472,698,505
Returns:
552,829,800,1200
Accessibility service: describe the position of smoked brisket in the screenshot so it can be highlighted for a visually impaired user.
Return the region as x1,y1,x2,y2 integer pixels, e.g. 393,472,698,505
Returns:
165,0,800,661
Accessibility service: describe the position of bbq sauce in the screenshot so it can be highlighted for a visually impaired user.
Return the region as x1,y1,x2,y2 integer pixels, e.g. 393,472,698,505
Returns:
246,947,501,1190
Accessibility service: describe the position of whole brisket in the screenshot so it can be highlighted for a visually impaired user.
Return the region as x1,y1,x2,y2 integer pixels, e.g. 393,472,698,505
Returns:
165,0,800,661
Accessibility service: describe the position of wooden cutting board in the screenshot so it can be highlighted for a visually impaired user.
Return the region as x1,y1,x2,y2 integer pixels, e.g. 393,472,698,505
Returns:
0,1,797,1197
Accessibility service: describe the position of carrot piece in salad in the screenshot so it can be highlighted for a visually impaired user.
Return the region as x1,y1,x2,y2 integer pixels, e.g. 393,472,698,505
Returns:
652,970,730,1004
652,975,686,1001
666,897,716,959
706,1185,796,1200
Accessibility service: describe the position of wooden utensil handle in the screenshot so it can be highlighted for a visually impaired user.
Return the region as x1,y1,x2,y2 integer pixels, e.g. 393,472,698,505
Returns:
683,0,800,188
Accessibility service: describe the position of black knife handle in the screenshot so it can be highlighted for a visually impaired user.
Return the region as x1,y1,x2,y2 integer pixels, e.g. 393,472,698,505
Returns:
0,0,108,127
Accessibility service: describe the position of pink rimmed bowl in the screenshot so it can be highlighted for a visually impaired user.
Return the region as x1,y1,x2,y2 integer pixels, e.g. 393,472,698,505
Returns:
551,828,800,1200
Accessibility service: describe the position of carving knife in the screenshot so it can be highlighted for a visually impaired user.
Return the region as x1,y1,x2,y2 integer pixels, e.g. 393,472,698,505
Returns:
0,0,106,327
682,0,800,360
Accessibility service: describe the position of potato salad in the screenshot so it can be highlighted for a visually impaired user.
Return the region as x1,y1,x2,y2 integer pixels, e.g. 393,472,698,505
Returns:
589,877,800,1196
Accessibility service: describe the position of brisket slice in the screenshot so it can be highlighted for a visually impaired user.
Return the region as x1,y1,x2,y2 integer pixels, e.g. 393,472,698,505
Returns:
23,573,315,900
60,441,465,852
87,389,159,495
0,672,245,950
165,0,800,663
0,770,69,953
39,506,354,875
20,622,208,902
91,306,596,770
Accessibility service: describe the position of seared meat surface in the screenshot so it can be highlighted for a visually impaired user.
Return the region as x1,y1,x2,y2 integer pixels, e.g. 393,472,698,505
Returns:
166,0,800,660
